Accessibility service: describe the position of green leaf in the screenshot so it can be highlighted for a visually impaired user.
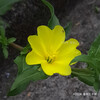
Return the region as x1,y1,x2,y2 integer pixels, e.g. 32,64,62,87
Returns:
0,0,21,15
0,38,2,43
0,25,5,37
9,54,48,96
7,37,16,44
41,0,60,29
2,46,8,58
71,55,95,67
71,34,100,91
20,44,31,55
64,22,72,39
88,34,100,57
8,82,29,96
0,25,8,45
8,67,48,96
94,82,100,92
14,55,33,75
0,18,5,26
78,75,95,86
72,68,95,86
0,25,9,58
0,18,4,25
87,34,100,72
93,69,100,92
71,54,100,72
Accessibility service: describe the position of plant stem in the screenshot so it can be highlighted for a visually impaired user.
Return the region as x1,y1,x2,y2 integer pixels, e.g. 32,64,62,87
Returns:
10,42,23,51
0,35,23,51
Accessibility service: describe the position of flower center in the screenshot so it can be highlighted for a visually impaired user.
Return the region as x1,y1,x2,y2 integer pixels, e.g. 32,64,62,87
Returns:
47,57,53,63
46,55,56,64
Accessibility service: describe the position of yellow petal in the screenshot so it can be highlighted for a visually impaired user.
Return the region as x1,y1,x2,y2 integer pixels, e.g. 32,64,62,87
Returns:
52,25,65,51
41,61,71,76
57,48,81,64
28,35,47,56
26,50,44,65
58,38,80,56
56,38,81,65
66,49,81,65
37,25,65,54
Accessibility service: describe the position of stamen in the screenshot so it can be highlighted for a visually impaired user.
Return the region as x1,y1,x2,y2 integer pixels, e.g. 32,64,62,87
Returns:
47,57,53,63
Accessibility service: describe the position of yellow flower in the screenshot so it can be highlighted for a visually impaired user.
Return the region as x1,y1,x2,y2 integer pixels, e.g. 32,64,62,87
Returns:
26,25,81,76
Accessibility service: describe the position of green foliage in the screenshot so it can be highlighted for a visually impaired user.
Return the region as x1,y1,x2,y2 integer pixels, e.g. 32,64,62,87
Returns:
71,34,100,92
14,55,29,75
64,22,72,39
0,0,21,58
14,45,34,75
88,34,100,58
20,44,31,55
8,47,48,96
72,68,95,86
41,0,72,36
0,26,16,58
0,26,8,58
2,46,8,58
0,18,6,25
0,0,21,15
7,37,16,44
8,82,29,96
41,0,60,29
95,6,99,13
8,64,48,96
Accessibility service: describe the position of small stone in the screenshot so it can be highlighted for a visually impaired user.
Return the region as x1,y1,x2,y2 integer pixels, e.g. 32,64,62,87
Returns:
27,92,31,97
3,96,7,99
5,72,10,78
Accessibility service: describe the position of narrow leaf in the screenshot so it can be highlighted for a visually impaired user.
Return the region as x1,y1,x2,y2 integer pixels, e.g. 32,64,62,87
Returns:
64,22,72,39
88,34,100,57
72,68,95,86
7,37,16,44
0,0,21,15
71,55,94,65
71,34,100,91
2,46,8,58
8,82,29,96
41,0,60,29
93,82,100,92
14,55,34,75
0,26,5,37
8,68,48,96
93,69,100,92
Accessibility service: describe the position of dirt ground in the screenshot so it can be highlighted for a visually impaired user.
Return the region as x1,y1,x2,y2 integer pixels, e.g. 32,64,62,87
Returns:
0,0,100,100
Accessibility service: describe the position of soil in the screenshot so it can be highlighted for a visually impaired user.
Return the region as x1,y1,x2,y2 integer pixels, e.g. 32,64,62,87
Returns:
0,0,100,100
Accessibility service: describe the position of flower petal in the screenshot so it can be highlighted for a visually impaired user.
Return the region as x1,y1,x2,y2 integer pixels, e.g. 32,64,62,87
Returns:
58,38,80,56
28,35,47,56
26,50,44,65
41,61,71,76
37,25,65,54
56,48,81,65
56,38,81,65
66,49,81,65
52,25,65,51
